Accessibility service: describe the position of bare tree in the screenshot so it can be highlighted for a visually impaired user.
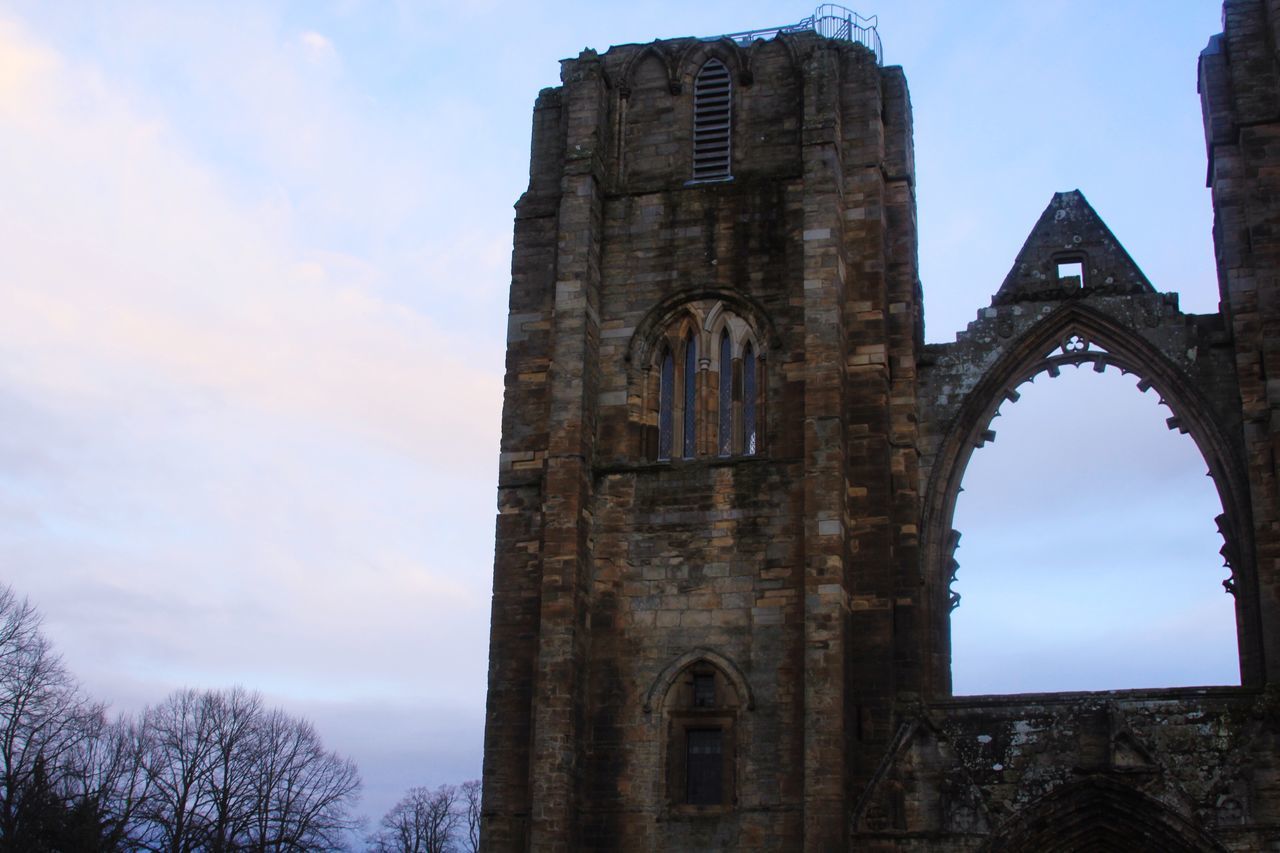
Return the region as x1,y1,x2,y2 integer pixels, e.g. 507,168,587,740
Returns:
369,784,460,853
133,687,360,852
0,587,361,851
245,706,360,852
136,688,219,852
459,780,480,853
60,711,153,849
204,687,262,851
0,585,100,851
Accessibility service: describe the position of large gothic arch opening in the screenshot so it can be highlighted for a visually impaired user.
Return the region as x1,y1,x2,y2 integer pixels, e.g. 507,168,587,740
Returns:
951,355,1237,693
921,305,1259,694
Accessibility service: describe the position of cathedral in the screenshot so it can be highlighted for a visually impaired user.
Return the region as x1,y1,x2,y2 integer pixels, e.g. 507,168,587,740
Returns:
481,2,1280,849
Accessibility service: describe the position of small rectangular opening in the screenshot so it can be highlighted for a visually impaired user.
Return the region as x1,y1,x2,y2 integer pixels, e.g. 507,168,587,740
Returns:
693,673,716,708
1057,260,1084,287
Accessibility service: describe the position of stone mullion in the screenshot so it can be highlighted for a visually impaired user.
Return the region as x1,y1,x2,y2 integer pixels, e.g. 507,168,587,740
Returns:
528,60,607,853
799,43,851,853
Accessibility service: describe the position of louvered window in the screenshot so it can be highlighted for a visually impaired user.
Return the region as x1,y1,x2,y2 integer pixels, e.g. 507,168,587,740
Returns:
692,60,732,181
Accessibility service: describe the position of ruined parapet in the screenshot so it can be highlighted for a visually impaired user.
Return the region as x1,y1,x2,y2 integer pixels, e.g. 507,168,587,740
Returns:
858,689,1270,849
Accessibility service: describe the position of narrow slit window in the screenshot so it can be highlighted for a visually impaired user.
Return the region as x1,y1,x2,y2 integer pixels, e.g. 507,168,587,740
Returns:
659,348,674,460
718,332,733,456
685,729,723,805
692,60,732,182
743,343,758,456
682,334,697,459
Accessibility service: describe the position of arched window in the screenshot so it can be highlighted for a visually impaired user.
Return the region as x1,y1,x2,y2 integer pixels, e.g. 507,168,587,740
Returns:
658,347,675,461
645,301,764,462
718,331,733,457
662,661,740,808
948,335,1239,694
743,342,758,456
682,332,697,459
692,59,732,182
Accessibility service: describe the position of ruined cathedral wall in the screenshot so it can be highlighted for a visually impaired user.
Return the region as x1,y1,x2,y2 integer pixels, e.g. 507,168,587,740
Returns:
1202,0,1280,685
570,35,920,850
584,122,812,852
484,3,1280,849
482,84,567,849
580,38,815,851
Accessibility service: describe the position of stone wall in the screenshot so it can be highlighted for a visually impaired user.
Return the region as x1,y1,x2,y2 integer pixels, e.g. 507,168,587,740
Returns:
482,29,918,851
482,3,1280,850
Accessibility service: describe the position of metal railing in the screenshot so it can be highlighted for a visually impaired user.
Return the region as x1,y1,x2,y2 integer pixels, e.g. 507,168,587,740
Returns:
710,5,883,65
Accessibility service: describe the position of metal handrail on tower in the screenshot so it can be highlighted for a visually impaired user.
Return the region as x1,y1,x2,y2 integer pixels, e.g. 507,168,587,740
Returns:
709,5,883,65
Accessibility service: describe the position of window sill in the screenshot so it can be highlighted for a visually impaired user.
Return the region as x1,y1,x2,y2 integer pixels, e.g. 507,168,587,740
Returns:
684,176,735,187
667,803,735,818
595,454,794,476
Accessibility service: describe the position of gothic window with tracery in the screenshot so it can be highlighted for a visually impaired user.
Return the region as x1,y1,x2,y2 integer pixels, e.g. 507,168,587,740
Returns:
647,302,763,462
719,331,733,456
658,347,675,460
743,342,758,455
683,332,697,459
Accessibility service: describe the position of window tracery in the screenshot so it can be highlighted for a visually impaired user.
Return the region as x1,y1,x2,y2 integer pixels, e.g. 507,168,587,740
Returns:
645,301,764,462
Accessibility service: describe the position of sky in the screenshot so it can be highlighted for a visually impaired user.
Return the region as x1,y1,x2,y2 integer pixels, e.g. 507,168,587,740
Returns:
0,0,1233,828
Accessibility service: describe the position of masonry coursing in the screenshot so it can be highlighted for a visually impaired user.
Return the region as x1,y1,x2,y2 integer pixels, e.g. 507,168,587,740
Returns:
482,3,1280,849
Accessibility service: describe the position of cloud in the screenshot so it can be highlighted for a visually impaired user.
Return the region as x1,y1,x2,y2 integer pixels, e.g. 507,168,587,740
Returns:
299,30,335,60
0,13,502,464
0,11,501,820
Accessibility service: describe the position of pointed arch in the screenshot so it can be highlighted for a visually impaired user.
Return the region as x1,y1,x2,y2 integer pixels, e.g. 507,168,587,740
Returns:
631,292,775,462
619,43,683,189
643,648,755,714
983,777,1227,853
628,288,779,369
681,328,698,458
692,58,733,181
739,35,804,176
718,328,733,456
619,43,679,95
658,344,675,461
746,33,804,81
676,39,751,88
921,302,1259,691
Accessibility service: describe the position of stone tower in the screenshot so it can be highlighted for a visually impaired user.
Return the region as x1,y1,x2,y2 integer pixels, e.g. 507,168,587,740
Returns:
482,3,1280,850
